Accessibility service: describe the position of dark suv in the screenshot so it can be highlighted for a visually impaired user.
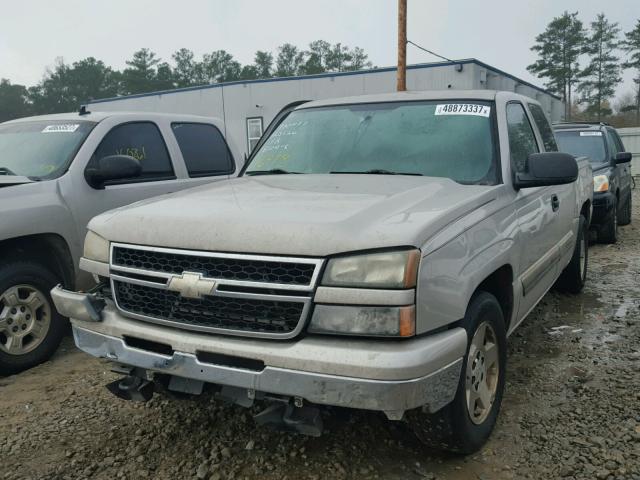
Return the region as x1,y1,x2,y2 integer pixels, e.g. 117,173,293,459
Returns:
554,122,633,243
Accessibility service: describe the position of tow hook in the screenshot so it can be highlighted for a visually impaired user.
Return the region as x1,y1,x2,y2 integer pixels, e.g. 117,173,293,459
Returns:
106,375,154,402
254,402,323,437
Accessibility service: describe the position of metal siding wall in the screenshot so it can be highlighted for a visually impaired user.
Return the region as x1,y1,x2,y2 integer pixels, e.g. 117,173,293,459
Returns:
619,127,640,176
90,63,564,162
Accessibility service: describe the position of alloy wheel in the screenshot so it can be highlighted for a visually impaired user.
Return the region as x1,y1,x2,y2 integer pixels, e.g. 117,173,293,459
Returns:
465,321,500,425
0,285,51,355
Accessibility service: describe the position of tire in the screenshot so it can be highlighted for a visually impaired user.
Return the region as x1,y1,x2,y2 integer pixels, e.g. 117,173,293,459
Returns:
556,215,588,294
618,192,632,226
0,261,66,375
598,196,618,244
407,292,507,454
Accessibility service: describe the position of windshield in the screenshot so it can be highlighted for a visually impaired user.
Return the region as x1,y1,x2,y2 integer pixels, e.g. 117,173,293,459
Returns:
0,120,95,179
555,130,607,166
245,101,499,184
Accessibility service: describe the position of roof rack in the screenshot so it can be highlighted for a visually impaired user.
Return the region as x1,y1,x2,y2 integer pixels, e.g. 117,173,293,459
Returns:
552,121,610,127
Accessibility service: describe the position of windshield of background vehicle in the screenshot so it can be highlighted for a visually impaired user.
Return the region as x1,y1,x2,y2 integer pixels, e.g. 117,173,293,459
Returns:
555,130,607,166
0,121,95,179
245,101,499,185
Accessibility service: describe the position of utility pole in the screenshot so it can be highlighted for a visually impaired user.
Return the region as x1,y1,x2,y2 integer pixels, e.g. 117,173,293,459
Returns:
397,0,407,91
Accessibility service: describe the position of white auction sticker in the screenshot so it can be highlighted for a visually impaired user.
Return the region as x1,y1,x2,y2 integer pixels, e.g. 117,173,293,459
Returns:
435,104,491,117
579,131,602,136
42,124,80,133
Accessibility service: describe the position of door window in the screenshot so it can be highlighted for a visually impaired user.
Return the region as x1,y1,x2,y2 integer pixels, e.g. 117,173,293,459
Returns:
88,122,174,183
527,104,558,152
506,103,539,173
605,128,621,157
171,123,234,177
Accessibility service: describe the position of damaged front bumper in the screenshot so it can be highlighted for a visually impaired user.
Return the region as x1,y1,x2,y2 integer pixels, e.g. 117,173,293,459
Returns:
53,286,466,419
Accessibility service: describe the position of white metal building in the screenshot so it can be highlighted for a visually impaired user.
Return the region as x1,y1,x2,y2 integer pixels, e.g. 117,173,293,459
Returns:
88,58,564,162
619,127,640,177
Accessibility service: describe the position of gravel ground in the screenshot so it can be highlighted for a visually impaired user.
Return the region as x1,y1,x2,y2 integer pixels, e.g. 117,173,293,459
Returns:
1,190,639,480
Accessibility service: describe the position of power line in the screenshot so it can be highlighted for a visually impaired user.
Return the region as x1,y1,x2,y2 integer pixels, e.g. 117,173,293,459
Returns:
407,40,453,63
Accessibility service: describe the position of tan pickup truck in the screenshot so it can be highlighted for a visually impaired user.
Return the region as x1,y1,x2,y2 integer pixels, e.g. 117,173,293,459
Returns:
52,91,592,453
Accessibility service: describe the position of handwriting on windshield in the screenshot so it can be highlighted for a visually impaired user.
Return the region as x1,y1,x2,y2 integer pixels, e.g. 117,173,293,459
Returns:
116,146,146,161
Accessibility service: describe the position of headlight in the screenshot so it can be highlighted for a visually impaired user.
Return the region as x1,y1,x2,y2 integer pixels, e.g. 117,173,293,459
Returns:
83,231,110,263
593,175,609,193
309,305,416,337
322,249,420,288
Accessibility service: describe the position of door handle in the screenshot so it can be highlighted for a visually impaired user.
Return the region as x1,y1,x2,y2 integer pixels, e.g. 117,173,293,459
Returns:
551,194,560,212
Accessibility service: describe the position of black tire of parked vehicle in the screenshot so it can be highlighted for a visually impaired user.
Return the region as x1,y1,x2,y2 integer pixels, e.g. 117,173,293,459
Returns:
618,192,632,226
0,261,66,375
599,196,618,244
407,292,507,455
556,214,588,294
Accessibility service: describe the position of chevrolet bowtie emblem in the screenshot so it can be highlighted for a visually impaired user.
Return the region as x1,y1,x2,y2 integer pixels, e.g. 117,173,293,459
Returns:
167,272,217,299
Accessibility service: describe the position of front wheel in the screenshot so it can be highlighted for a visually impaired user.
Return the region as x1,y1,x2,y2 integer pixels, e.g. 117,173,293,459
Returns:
407,292,507,454
0,261,66,375
618,192,632,226
599,197,618,244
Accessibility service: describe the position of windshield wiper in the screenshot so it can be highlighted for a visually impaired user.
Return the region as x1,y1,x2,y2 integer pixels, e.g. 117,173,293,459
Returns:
245,168,302,176
330,169,423,176
0,167,17,176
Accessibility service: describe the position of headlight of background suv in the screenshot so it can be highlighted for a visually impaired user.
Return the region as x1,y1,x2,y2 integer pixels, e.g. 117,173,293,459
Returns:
593,174,609,193
83,231,110,263
321,249,420,288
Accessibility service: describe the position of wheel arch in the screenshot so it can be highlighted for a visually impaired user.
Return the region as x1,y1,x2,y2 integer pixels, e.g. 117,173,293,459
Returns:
471,265,514,331
580,199,591,227
0,234,75,289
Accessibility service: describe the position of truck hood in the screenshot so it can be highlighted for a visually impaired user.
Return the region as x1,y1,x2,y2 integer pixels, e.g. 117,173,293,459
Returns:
90,175,498,257
0,176,34,187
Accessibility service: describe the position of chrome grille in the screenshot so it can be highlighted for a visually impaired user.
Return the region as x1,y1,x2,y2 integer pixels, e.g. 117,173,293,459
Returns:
109,243,322,339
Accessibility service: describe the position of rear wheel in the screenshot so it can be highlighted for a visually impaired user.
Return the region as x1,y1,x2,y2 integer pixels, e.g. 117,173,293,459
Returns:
407,292,507,454
556,214,588,293
618,192,632,226
0,262,66,375
599,197,618,244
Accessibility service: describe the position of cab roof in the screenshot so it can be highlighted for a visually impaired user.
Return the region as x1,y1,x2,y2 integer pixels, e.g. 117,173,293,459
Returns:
2,110,222,125
297,90,536,109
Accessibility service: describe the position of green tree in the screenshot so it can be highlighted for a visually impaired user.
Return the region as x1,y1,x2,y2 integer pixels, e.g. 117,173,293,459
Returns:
577,13,622,120
201,50,241,83
0,79,31,121
172,48,202,87
299,40,331,75
29,57,120,114
275,43,304,77
239,65,259,80
325,43,353,72
622,19,640,123
527,11,586,120
121,48,166,94
253,50,273,78
345,47,373,71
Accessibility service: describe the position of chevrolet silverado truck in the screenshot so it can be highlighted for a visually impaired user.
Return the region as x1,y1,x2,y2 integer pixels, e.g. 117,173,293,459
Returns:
0,111,237,374
554,122,633,243
52,91,592,454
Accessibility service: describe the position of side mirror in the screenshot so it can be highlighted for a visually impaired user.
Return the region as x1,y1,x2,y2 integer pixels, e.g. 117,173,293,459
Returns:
614,152,632,164
85,155,142,189
514,152,578,189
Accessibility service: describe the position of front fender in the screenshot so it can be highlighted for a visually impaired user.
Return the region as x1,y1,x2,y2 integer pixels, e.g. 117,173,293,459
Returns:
416,204,518,334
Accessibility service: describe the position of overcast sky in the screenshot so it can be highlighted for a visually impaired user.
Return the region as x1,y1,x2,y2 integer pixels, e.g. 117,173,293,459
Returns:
0,0,637,102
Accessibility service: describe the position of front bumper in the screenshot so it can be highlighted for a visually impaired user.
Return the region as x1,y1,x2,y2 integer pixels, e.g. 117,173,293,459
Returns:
53,286,466,415
591,191,616,227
